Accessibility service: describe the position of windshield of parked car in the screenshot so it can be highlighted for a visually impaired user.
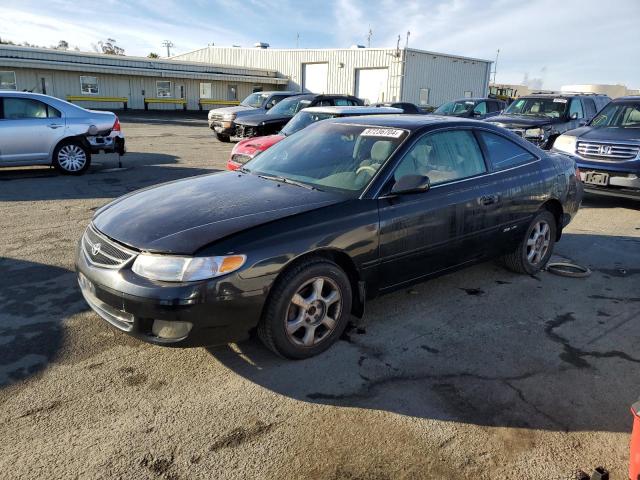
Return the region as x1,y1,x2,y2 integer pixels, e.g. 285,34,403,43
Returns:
504,97,568,118
244,122,408,194
434,101,475,116
266,96,312,116
589,102,640,128
240,93,269,108
280,111,336,136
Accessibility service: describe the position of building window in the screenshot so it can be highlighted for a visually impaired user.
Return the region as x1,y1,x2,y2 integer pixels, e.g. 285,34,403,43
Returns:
157,81,172,98
200,83,212,99
0,71,17,90
252,86,263,93
419,88,429,105
464,91,473,98
227,85,238,101
80,76,98,95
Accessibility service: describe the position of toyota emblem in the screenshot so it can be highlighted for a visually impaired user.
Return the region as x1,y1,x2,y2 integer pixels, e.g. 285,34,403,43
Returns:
92,243,102,256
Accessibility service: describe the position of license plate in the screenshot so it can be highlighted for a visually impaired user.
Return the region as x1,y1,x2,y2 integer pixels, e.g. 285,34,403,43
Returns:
584,171,609,186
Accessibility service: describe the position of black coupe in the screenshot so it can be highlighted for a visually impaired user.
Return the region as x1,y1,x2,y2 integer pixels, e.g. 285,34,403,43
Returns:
76,115,582,358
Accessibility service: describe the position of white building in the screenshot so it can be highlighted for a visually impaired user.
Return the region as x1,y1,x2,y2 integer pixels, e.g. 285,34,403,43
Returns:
173,46,492,107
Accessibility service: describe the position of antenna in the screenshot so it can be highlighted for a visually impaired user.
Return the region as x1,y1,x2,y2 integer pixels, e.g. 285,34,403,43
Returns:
405,30,410,49
396,34,401,52
162,40,174,57
296,32,299,48
367,26,373,48
491,48,500,84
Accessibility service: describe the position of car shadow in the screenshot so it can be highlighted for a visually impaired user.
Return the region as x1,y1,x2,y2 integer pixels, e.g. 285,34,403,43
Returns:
207,232,640,433
0,152,220,202
582,192,639,210
0,258,87,388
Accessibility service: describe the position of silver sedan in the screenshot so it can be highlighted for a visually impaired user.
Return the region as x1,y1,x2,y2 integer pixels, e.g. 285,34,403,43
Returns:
0,91,125,174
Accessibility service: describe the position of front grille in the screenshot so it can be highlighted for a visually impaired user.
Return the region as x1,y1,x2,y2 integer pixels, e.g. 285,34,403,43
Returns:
577,142,640,161
235,125,256,138
82,225,137,269
231,153,253,165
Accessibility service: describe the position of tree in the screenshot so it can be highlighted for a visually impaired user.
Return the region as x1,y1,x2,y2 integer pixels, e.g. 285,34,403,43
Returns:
56,40,69,50
97,38,125,55
147,52,159,59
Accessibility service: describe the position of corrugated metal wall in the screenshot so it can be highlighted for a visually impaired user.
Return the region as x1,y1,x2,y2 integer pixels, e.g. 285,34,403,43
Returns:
174,47,491,106
402,49,492,106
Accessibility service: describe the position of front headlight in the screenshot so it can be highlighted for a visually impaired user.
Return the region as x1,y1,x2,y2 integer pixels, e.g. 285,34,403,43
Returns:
132,254,246,282
553,135,577,155
525,127,544,138
222,113,237,121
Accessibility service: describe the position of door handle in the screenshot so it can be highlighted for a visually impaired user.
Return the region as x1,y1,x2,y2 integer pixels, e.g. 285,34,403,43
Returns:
479,194,499,206
48,124,64,129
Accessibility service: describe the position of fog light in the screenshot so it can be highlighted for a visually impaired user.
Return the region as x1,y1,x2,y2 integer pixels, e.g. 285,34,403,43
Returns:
152,320,192,340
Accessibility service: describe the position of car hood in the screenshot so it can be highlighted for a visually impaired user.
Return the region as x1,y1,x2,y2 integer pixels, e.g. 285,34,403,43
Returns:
486,114,561,128
567,126,640,142
237,113,292,127
209,105,256,115
235,135,285,154
93,172,344,254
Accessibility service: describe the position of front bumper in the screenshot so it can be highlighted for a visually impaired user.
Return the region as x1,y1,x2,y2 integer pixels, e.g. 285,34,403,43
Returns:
208,120,235,136
75,242,266,347
577,165,640,199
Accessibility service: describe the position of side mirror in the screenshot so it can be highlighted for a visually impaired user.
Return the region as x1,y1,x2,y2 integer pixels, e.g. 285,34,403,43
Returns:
472,111,482,117
390,175,431,195
570,112,579,120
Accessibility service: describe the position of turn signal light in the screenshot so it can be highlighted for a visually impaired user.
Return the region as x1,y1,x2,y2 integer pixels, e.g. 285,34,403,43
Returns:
219,255,246,273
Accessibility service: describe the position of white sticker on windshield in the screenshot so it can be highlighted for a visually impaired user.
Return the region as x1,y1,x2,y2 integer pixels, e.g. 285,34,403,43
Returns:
361,128,404,138
553,98,568,103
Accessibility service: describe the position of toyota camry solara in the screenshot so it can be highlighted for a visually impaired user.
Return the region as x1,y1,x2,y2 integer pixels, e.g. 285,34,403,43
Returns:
76,115,583,359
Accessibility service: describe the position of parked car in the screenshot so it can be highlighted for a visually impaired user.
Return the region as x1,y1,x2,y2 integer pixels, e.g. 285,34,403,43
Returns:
231,93,364,140
433,98,506,119
77,115,582,359
0,91,124,174
207,91,298,142
553,96,640,198
227,105,402,170
485,93,611,149
372,102,423,114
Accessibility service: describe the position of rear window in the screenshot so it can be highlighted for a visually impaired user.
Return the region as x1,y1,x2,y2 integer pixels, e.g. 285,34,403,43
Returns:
477,131,536,170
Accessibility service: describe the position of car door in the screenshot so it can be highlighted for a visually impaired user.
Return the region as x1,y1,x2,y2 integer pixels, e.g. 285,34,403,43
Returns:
376,128,505,290
0,97,65,163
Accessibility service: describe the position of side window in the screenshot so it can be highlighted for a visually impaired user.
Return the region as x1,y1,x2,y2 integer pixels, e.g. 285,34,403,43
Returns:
333,98,352,106
2,98,60,119
569,98,584,119
477,131,535,170
583,98,596,117
473,102,487,115
316,98,333,106
394,130,486,185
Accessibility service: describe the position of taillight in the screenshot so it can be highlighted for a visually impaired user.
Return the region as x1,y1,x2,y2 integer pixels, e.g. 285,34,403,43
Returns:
112,116,121,132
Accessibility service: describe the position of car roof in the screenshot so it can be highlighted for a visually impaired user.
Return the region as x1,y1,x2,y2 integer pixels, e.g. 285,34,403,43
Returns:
521,93,609,99
449,97,497,102
302,106,402,114
614,96,640,102
329,114,477,130
0,91,52,100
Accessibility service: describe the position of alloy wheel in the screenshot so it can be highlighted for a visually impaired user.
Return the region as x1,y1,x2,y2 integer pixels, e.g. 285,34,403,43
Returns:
526,220,551,265
285,276,342,347
58,145,87,172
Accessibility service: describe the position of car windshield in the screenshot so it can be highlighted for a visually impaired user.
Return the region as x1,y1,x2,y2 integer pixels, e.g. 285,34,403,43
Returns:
590,102,640,128
280,111,336,136
244,122,408,194
266,97,312,116
240,92,269,108
505,97,568,118
434,101,475,115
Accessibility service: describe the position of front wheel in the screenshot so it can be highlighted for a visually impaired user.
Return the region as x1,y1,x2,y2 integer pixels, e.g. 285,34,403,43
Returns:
216,133,231,143
258,259,352,359
53,140,91,175
502,210,557,275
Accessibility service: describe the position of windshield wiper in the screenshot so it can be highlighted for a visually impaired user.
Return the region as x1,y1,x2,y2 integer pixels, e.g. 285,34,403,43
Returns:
257,173,320,191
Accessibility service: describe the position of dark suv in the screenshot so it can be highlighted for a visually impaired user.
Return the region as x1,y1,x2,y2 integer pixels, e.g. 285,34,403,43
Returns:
553,96,640,199
208,91,298,142
433,98,506,119
486,93,610,149
232,93,364,140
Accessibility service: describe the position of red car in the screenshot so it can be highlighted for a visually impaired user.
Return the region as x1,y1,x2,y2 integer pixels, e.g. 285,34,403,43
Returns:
227,105,402,170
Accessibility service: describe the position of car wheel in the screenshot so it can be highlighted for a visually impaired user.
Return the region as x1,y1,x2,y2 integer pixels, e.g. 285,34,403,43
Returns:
53,140,91,175
502,210,557,275
216,133,231,143
258,258,352,359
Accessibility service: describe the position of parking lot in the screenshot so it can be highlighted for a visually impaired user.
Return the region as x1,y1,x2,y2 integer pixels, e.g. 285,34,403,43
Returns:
0,112,639,479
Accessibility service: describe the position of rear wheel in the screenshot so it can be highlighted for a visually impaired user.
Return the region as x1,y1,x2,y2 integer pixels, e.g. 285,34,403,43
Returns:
258,259,352,359
53,140,91,175
502,210,557,275
216,133,231,143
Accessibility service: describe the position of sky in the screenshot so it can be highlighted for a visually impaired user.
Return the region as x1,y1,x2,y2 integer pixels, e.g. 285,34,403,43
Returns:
0,0,638,90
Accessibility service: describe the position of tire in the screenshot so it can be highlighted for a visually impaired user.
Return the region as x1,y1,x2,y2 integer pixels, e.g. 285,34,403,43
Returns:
216,133,231,143
544,135,558,150
502,210,557,275
53,140,91,175
258,258,353,359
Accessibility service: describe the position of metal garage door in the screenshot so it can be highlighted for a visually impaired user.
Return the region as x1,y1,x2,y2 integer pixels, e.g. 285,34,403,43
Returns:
302,63,328,93
356,68,388,104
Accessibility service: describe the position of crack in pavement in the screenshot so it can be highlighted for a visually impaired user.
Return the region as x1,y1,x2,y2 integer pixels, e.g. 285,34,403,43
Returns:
503,381,569,431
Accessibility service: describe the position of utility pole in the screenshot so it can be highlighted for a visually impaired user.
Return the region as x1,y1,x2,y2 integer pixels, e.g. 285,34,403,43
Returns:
296,32,299,48
367,26,373,48
492,48,500,84
405,30,410,48
162,40,174,57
